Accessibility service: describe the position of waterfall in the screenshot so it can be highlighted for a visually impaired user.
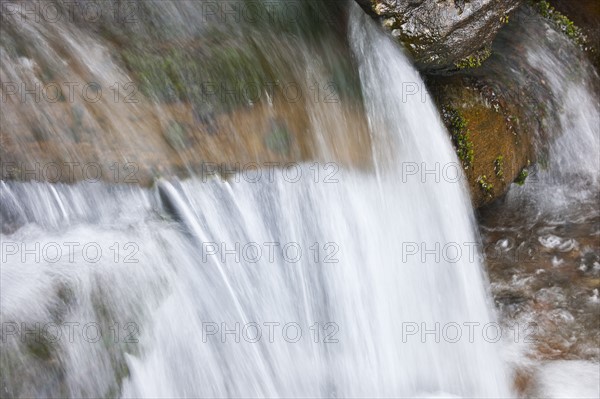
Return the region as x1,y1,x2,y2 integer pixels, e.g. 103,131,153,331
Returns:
1,1,511,397
484,11,600,220
476,10,600,398
514,22,600,218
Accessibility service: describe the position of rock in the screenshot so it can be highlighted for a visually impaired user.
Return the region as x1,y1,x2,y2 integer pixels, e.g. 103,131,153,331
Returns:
545,0,600,71
355,0,523,72
428,74,535,207
423,5,584,207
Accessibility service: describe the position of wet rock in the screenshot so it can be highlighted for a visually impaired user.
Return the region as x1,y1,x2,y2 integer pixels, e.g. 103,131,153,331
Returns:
0,188,27,235
428,74,534,207
545,0,600,70
535,287,567,307
355,0,523,72
494,291,529,317
513,367,536,397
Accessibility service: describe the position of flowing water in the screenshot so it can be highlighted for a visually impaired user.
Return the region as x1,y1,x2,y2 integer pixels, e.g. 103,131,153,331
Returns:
481,9,600,217
477,10,600,398
1,1,598,398
1,1,511,397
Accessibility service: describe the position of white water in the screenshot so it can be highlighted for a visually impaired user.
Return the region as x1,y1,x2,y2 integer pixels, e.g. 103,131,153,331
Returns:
535,361,600,399
0,4,511,398
501,16,600,218
480,13,600,399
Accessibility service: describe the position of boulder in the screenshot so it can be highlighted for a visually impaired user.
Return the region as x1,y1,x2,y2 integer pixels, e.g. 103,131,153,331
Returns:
428,74,535,207
355,0,523,72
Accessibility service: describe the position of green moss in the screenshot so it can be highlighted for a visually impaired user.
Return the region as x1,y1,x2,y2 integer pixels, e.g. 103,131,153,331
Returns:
454,47,492,69
442,106,474,169
477,175,494,197
531,1,587,48
494,155,504,179
378,14,435,62
122,43,276,110
515,167,529,186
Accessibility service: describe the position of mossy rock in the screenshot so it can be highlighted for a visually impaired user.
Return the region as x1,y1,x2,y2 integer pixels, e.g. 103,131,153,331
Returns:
454,47,493,70
441,106,474,169
429,75,536,207
515,166,530,186
543,0,600,71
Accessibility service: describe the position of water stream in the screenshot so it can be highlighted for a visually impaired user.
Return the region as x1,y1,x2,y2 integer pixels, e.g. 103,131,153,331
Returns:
1,1,598,398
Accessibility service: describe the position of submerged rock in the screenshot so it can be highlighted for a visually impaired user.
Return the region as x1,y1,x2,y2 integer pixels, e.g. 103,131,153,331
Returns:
355,0,523,72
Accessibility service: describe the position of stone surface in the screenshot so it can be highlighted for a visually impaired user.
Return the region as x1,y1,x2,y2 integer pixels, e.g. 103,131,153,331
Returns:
547,0,600,70
356,0,523,72
428,74,535,207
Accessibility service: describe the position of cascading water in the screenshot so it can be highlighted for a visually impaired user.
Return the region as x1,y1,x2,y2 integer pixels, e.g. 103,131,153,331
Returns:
478,10,600,219
1,1,526,397
476,9,600,398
